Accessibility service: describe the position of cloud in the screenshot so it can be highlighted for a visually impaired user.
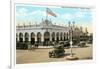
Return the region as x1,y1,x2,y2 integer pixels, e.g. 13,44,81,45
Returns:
74,11,84,18
16,8,28,16
62,13,73,20
75,9,92,18
60,11,88,21
16,8,46,17
31,10,46,16
16,7,92,25
18,8,28,13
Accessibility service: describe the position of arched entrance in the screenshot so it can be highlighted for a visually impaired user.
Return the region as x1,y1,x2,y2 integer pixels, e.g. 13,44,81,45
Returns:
31,32,35,45
67,32,69,40
37,32,42,45
19,33,23,42
51,32,55,42
60,32,63,41
16,33,18,42
56,32,59,43
25,32,29,42
44,31,50,46
64,33,66,41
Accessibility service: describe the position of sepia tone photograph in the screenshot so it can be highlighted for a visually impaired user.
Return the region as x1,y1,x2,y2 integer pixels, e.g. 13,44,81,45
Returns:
16,4,93,64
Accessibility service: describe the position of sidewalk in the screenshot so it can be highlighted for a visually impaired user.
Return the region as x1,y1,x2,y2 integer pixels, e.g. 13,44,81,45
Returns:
31,44,92,49
37,46,77,49
37,45,78,49
38,46,53,48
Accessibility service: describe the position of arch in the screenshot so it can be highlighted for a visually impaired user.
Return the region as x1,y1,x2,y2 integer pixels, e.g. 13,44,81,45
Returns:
51,32,55,42
67,32,69,40
60,32,63,41
31,32,35,45
64,33,66,41
56,32,59,42
24,32,29,42
19,32,23,42
16,33,18,42
37,32,42,45
44,31,50,46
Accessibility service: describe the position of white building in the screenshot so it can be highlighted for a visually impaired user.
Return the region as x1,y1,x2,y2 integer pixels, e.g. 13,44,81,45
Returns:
16,19,86,46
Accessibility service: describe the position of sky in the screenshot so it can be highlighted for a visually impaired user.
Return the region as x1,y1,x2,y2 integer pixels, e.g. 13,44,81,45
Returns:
15,4,93,33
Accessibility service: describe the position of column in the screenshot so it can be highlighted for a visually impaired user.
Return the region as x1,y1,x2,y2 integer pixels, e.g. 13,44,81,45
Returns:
59,35,60,41
41,36,44,42
23,36,25,42
50,33,52,42
68,32,70,40
41,34,44,46
35,35,37,43
50,33,52,46
28,34,31,42
55,35,56,41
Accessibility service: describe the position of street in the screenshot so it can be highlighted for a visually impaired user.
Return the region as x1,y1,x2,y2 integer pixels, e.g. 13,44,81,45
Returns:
16,45,92,64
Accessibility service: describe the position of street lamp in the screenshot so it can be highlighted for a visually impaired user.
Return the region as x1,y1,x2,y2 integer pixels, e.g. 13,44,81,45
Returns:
66,21,78,60
70,27,73,57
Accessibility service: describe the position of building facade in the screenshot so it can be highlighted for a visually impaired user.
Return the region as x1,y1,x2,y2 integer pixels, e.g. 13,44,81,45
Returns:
16,19,88,48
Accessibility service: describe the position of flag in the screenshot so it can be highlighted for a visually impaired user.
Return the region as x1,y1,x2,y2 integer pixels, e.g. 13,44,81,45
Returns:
46,8,57,17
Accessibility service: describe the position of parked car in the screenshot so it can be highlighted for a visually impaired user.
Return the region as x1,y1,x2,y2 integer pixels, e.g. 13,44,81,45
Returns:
59,41,70,48
49,45,65,58
63,41,70,48
78,41,86,47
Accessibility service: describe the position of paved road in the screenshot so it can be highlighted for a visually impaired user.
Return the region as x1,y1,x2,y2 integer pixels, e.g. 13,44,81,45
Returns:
16,46,92,64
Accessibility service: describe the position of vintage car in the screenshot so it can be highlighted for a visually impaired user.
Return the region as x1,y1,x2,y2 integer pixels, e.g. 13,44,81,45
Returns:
49,44,65,58
63,41,70,48
78,41,86,47
59,41,70,48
